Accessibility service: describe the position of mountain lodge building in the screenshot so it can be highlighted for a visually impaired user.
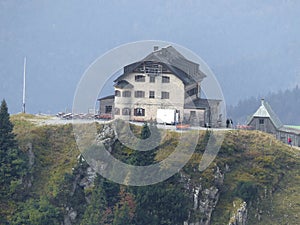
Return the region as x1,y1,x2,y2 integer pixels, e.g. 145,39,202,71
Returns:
98,46,222,127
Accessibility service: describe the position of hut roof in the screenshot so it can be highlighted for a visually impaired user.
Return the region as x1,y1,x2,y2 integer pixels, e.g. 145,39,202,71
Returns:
248,99,283,129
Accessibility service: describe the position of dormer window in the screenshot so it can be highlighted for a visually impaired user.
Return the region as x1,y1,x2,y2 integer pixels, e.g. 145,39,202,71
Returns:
135,75,145,82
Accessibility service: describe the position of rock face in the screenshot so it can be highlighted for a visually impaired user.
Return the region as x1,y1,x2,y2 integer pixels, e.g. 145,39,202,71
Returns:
184,166,225,225
95,124,117,152
25,142,34,188
185,184,220,225
26,142,34,168
228,201,248,225
64,207,77,225
78,165,97,190
184,165,249,225
63,156,98,224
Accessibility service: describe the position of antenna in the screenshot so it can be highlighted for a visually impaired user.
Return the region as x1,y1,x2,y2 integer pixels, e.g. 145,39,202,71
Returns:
22,57,26,114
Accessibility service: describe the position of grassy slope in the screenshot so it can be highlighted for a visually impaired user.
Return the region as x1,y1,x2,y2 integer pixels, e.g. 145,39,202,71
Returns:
9,115,300,224
11,114,79,198
210,130,300,224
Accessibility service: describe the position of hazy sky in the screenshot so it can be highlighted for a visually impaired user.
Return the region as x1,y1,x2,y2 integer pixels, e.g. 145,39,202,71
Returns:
1,0,300,114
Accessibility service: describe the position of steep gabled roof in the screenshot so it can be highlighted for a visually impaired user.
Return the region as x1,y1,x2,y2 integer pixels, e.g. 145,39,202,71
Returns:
114,46,206,84
143,46,206,82
248,99,283,129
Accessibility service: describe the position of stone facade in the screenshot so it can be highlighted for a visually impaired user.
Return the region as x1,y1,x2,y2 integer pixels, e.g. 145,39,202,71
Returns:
114,71,185,122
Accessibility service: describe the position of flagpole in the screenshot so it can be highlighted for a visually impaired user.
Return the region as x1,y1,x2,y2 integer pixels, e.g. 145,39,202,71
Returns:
22,57,26,114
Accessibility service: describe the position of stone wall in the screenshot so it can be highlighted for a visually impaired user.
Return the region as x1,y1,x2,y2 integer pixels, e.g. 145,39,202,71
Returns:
114,72,185,121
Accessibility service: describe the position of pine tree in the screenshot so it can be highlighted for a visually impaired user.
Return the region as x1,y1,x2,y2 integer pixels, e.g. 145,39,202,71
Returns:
11,197,62,225
0,99,17,154
113,187,135,225
141,122,151,140
132,122,156,166
133,175,190,225
0,99,28,199
80,176,113,225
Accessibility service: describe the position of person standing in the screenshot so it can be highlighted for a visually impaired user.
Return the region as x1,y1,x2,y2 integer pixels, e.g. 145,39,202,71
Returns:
288,137,292,147
226,119,230,128
230,119,233,128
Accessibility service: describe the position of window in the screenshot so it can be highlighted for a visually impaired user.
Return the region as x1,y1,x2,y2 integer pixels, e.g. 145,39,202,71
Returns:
122,108,131,115
115,90,121,97
135,75,145,82
134,108,145,116
122,91,131,97
114,108,120,115
149,76,155,83
162,76,170,83
161,91,169,99
105,106,112,113
149,91,155,98
259,119,264,124
144,63,162,75
190,111,196,117
135,91,145,98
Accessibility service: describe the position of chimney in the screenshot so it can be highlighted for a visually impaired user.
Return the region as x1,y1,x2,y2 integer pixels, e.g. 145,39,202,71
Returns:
261,98,265,105
153,46,159,51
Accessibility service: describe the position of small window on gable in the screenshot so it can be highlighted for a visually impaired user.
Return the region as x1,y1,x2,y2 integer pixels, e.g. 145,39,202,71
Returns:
162,76,170,83
259,119,264,124
135,75,145,82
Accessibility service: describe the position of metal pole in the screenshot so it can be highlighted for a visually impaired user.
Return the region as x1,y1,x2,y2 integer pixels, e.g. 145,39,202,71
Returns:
22,57,26,113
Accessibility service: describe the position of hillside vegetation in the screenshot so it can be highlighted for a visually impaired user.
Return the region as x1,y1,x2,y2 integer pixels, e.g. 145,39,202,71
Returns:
0,113,299,225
